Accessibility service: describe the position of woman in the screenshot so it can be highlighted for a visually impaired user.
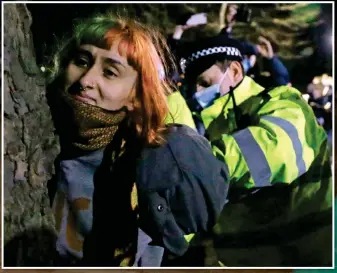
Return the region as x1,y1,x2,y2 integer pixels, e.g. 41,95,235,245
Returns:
46,13,227,267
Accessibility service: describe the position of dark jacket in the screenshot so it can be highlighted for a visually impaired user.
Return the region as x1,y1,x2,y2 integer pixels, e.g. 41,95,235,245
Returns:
52,123,229,267
136,124,229,263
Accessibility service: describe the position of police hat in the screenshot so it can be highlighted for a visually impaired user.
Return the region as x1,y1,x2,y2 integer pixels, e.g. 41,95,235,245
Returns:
136,124,229,257
179,35,244,80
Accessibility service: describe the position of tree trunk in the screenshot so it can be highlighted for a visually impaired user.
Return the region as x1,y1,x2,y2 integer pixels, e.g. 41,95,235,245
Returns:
3,3,60,266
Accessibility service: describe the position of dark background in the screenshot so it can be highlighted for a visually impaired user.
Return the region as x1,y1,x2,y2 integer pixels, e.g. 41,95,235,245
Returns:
26,3,333,92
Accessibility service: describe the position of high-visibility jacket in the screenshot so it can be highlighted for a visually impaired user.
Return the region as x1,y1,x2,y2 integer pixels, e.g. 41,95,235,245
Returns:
187,76,332,266
165,91,196,129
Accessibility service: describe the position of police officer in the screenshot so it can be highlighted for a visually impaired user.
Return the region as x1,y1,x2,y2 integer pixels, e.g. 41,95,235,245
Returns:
177,35,332,266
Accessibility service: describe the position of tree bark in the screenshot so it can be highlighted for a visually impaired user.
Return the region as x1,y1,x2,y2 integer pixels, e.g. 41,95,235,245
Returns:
3,3,60,266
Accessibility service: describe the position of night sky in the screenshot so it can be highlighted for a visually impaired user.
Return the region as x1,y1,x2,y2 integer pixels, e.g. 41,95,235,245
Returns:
26,3,333,88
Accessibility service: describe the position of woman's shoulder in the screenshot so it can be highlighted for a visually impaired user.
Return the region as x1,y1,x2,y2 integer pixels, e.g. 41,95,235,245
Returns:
137,123,228,189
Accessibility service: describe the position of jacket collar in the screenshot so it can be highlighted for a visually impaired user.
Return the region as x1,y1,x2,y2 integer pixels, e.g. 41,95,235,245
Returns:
201,76,264,129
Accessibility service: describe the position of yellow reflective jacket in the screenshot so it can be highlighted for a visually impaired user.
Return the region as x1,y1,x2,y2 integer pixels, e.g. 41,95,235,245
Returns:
165,91,196,129
186,76,332,266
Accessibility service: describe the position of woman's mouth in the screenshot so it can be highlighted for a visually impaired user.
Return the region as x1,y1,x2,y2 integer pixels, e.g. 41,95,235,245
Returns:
73,93,95,104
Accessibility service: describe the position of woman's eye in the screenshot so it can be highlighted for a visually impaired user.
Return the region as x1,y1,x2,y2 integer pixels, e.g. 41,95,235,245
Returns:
103,69,117,78
74,57,89,68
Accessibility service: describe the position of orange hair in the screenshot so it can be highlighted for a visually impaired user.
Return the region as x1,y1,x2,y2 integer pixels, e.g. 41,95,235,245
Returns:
103,17,173,146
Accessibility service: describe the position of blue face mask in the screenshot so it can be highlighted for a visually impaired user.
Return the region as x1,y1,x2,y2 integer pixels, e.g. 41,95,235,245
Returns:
194,70,228,109
242,58,251,73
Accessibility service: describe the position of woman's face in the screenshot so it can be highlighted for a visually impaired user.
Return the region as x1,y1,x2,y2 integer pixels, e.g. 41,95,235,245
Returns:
64,42,138,111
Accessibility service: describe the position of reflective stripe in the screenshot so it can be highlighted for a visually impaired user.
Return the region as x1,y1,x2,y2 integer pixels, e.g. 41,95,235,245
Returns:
262,116,306,177
233,128,272,187
184,233,195,243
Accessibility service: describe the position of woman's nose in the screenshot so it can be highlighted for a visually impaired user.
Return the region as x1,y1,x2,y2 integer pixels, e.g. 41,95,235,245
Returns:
79,66,98,90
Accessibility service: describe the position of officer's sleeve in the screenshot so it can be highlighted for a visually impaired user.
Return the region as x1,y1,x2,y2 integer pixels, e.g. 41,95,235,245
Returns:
210,88,327,188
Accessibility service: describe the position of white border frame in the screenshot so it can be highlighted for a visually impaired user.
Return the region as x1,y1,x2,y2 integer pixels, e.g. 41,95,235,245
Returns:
1,0,335,270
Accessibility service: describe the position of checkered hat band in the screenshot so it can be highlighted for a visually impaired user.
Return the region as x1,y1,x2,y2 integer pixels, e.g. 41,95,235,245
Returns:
180,46,242,73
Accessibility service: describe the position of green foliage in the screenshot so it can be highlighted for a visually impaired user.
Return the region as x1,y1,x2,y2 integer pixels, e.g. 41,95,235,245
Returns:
101,3,324,60
231,4,323,59
290,3,321,24
41,3,325,63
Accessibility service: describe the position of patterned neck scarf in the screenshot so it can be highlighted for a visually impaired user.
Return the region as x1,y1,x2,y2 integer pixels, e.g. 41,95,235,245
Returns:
59,89,127,151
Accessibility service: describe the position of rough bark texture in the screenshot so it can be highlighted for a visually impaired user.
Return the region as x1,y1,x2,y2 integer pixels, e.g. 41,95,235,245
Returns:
3,3,60,266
